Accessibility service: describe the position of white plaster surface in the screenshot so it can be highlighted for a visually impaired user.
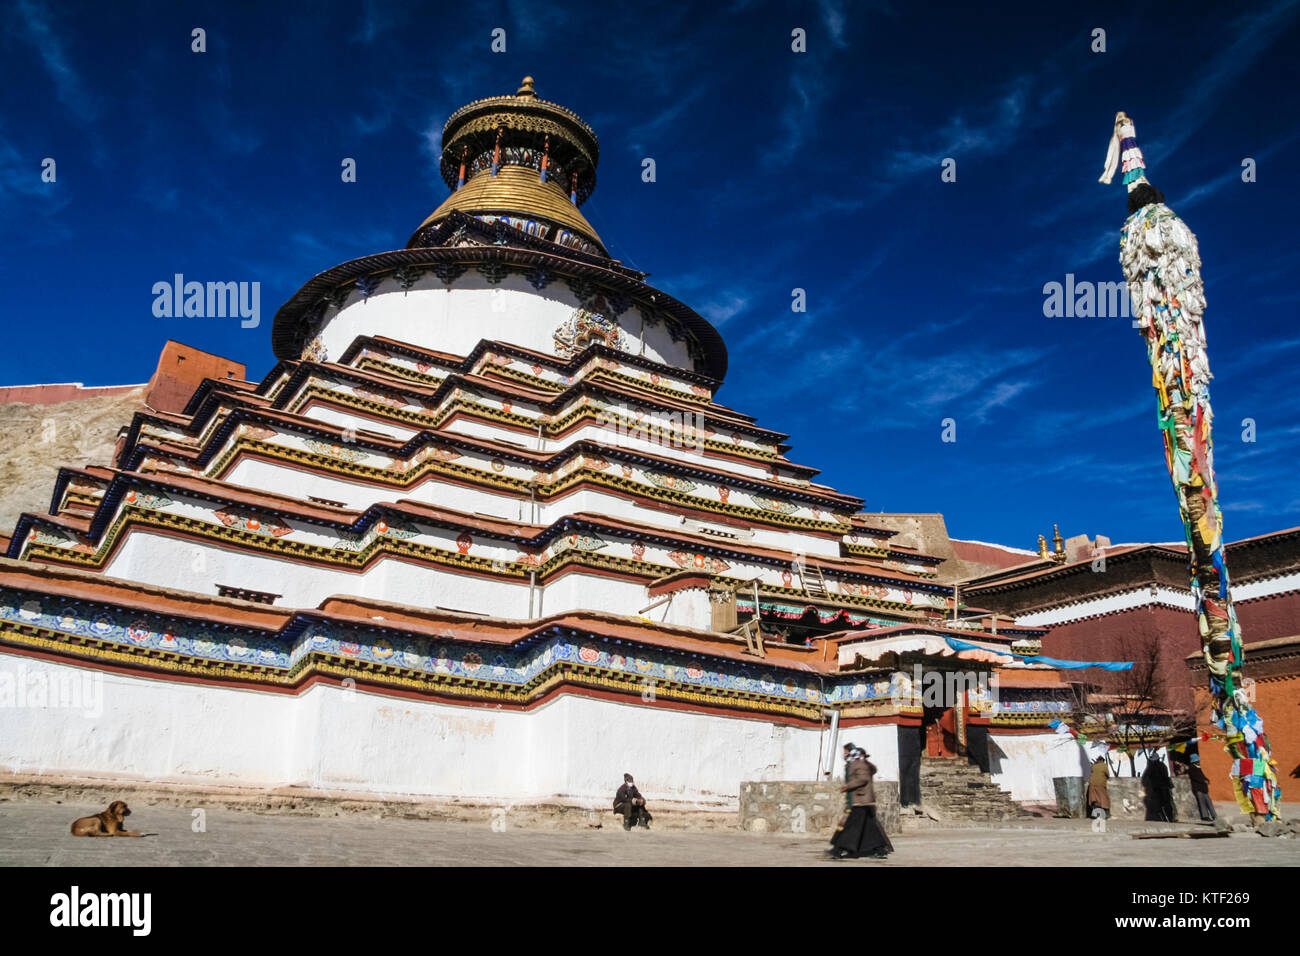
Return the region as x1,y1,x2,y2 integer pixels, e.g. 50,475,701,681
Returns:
988,732,1090,801
297,403,420,440
0,650,833,808
221,455,840,557
317,276,696,373
1015,588,1194,626
1015,576,1300,628
834,723,900,782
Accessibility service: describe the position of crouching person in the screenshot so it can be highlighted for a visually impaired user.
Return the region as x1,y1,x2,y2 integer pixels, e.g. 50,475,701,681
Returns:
614,773,652,830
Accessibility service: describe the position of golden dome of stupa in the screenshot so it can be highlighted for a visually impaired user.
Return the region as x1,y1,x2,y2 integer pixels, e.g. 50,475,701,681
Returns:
408,77,606,254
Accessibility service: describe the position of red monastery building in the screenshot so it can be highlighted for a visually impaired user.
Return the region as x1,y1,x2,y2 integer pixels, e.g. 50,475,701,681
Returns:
1,79,1133,811
963,527,1300,796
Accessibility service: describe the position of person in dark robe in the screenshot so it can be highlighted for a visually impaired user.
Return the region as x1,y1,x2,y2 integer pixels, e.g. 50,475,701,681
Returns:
1187,760,1216,821
1086,757,1111,820
613,773,651,830
830,744,893,859
938,708,958,756
1141,753,1176,822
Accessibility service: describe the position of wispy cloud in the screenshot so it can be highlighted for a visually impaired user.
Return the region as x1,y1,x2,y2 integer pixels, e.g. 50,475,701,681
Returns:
731,305,1054,432
0,133,51,203
505,0,573,47
352,109,395,137
623,87,707,155
819,0,849,49
353,0,399,45
888,78,1033,177
1178,129,1300,210
14,1,103,126
698,292,750,326
0,130,72,234
1147,0,1300,160
764,70,832,169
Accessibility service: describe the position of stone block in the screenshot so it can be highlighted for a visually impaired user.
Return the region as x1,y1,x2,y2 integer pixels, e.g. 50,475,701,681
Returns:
739,780,899,836
1057,775,1197,822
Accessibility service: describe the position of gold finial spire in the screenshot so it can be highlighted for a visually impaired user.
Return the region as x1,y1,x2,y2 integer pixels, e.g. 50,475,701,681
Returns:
516,76,537,98
1038,534,1049,560
1052,524,1065,562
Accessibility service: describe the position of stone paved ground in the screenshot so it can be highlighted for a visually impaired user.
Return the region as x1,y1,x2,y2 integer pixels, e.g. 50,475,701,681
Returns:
2,799,1298,866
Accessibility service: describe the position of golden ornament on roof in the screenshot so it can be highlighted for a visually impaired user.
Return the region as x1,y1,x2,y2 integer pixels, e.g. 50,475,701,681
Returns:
410,76,605,253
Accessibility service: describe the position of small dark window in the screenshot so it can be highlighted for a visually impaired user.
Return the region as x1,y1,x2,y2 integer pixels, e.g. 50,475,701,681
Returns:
216,584,281,605
307,495,348,509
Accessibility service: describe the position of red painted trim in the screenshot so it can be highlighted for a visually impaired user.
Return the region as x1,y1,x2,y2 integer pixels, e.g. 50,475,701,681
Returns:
988,726,1059,736
840,714,906,727
28,520,646,589
648,572,712,597
284,395,824,487
210,446,847,540
0,383,143,406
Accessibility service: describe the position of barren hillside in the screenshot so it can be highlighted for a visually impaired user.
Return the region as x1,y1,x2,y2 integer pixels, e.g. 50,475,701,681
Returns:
0,388,145,534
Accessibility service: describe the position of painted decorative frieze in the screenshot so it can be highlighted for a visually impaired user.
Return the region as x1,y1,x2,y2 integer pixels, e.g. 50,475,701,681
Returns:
303,439,368,463
375,517,419,540
642,469,697,494
551,532,607,554
750,494,799,515
301,336,327,363
0,584,1031,722
553,305,625,358
667,551,730,573
123,490,174,510
214,510,293,537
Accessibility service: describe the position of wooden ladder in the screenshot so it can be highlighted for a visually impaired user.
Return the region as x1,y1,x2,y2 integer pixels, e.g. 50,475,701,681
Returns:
798,563,829,598
715,578,765,658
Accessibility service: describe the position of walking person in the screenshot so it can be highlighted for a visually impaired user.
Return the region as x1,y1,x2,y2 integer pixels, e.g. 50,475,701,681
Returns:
1141,753,1176,822
1086,757,1111,822
829,743,893,859
613,773,652,830
1187,759,1217,822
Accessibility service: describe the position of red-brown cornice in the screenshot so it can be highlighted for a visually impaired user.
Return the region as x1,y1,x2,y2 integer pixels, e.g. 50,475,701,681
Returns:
15,468,946,596
118,400,863,512
0,556,831,670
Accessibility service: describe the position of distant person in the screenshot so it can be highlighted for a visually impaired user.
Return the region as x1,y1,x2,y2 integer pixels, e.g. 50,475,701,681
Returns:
1141,754,1175,822
1187,760,1216,822
1086,757,1111,822
840,743,855,810
830,744,893,859
614,773,651,830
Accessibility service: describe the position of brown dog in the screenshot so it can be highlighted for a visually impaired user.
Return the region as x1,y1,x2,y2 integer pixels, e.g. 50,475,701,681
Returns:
70,801,145,837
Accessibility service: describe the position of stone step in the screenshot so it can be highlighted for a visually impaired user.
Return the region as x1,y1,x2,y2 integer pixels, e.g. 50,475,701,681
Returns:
943,796,1019,805
914,758,1033,821
919,768,991,779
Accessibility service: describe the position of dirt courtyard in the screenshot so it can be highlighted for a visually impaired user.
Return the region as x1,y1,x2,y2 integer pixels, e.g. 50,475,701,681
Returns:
2,799,1297,866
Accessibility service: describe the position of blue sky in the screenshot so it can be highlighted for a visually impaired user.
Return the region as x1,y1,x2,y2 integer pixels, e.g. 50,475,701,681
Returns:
3,0,1298,549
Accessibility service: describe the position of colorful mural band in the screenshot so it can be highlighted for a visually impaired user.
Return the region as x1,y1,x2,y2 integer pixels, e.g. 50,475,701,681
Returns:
0,587,1063,721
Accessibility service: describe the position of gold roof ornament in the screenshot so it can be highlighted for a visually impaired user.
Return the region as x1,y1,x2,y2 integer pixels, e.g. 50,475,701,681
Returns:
410,76,606,253
271,77,732,379
1052,524,1066,563
1037,534,1049,560
415,166,604,248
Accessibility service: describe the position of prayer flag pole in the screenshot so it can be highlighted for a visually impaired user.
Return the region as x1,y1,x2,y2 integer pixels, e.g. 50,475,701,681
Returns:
1099,111,1281,822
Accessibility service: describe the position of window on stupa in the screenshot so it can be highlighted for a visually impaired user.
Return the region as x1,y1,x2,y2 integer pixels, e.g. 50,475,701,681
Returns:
307,496,348,509
216,584,281,605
